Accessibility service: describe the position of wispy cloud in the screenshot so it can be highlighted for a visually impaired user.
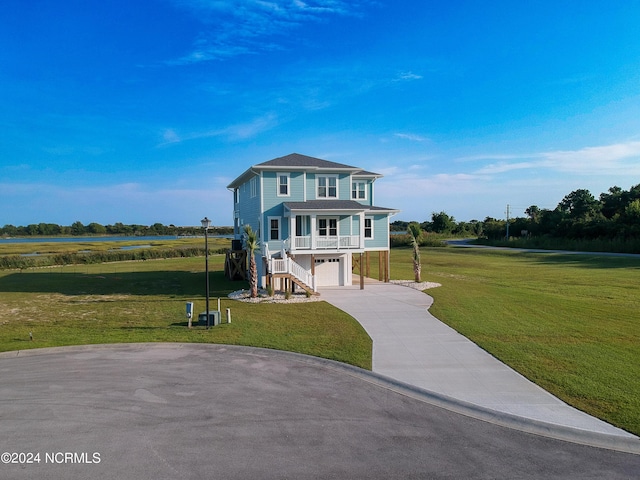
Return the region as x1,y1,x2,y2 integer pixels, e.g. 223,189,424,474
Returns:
169,0,370,64
469,140,640,176
394,133,429,142
393,71,423,82
159,113,279,146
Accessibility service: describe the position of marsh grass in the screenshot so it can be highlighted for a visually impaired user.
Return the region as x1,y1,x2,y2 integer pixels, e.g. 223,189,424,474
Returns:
0,237,231,269
389,246,640,435
0,256,371,369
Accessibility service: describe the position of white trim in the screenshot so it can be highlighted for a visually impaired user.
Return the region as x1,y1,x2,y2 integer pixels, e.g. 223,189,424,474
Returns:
276,172,290,197
316,174,338,199
317,217,338,237
268,216,281,241
351,180,367,201
303,172,307,200
364,216,374,239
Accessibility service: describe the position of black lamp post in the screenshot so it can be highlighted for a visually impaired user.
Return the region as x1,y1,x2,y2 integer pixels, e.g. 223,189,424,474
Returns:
201,217,211,329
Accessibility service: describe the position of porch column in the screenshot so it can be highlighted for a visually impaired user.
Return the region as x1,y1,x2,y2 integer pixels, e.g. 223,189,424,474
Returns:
310,214,317,250
290,215,296,252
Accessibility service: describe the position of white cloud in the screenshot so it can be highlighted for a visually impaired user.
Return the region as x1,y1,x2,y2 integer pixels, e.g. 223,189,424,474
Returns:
161,129,181,144
393,71,423,82
394,133,429,142
540,141,640,174
465,140,640,177
158,113,278,146
169,0,370,63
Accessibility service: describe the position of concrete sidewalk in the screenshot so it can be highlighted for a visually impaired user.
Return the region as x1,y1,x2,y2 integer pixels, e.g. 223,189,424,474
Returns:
321,282,636,439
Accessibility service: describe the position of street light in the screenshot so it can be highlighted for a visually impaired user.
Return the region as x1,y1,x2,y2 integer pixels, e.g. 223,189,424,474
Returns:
201,217,211,329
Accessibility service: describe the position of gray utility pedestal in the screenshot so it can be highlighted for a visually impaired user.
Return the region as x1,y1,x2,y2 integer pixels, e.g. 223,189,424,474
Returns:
198,311,220,327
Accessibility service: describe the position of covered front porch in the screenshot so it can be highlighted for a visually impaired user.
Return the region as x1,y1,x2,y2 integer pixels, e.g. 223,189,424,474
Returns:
283,200,368,255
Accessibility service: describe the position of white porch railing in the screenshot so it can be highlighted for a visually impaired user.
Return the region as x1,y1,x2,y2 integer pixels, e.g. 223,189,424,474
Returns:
292,235,360,250
269,257,316,292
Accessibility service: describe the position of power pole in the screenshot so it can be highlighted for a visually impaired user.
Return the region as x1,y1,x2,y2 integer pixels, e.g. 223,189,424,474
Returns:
505,204,510,240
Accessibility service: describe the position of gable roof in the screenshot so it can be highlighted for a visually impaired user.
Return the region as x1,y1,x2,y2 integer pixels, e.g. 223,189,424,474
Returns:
227,153,381,189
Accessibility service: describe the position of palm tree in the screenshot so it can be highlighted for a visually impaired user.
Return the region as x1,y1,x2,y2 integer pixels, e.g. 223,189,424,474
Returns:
407,222,422,283
243,225,259,298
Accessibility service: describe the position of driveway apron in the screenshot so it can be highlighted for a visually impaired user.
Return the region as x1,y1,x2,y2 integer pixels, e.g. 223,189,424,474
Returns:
320,283,635,438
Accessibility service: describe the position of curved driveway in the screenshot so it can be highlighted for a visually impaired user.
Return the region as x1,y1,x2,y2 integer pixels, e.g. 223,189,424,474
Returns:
1,344,639,479
320,282,637,440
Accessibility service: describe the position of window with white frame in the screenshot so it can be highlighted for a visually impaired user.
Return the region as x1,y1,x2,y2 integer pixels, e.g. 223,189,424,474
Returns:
352,181,366,200
318,218,338,236
364,217,373,238
277,173,290,196
269,217,280,241
317,175,338,198
250,177,257,198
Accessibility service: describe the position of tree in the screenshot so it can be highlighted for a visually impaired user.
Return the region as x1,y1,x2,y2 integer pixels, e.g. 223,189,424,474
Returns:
525,205,541,223
407,222,422,283
558,189,600,220
243,224,259,298
70,221,85,236
430,211,455,234
87,222,106,234
600,186,627,219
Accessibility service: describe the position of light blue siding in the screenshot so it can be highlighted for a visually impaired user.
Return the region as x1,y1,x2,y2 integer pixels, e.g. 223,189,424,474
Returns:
364,214,390,250
235,175,261,236
338,174,350,200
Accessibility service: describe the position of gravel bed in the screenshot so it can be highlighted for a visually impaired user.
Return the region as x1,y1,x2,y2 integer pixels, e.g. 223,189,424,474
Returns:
389,280,442,290
229,280,441,303
228,289,322,303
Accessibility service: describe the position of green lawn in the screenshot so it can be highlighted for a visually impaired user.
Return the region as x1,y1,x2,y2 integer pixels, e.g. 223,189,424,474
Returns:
387,246,640,436
0,256,371,369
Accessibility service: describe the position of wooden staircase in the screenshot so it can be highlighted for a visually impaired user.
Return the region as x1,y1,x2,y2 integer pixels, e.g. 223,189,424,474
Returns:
267,256,317,295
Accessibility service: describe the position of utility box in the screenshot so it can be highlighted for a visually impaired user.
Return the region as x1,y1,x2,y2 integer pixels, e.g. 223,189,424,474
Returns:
198,311,221,327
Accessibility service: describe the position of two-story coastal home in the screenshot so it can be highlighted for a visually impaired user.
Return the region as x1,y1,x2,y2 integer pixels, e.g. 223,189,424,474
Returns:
227,153,399,291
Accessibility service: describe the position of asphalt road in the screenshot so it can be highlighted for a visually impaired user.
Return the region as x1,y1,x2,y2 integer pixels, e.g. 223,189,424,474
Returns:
446,239,640,258
1,344,638,479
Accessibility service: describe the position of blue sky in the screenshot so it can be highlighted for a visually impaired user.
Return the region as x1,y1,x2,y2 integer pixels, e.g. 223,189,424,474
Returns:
2,1,640,227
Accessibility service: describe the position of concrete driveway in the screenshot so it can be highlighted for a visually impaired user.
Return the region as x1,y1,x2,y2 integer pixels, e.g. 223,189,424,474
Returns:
1,344,638,480
320,282,637,440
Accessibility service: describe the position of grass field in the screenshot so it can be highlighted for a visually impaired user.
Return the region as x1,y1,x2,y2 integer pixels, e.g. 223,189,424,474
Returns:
387,246,640,436
0,256,371,369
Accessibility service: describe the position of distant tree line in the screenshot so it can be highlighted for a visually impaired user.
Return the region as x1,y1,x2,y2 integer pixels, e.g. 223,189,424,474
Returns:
392,183,640,251
0,222,233,238
391,212,482,237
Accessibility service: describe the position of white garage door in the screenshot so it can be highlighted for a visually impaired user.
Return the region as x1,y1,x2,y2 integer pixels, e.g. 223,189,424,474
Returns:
315,258,342,286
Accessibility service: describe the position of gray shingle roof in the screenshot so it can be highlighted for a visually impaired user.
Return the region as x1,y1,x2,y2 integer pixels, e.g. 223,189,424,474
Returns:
257,153,358,170
284,200,398,213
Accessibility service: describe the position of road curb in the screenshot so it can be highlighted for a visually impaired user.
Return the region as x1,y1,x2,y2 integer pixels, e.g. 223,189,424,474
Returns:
2,343,639,455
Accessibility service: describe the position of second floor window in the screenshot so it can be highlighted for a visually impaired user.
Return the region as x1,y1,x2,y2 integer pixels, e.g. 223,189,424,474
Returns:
318,176,337,198
278,173,289,196
352,181,366,200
